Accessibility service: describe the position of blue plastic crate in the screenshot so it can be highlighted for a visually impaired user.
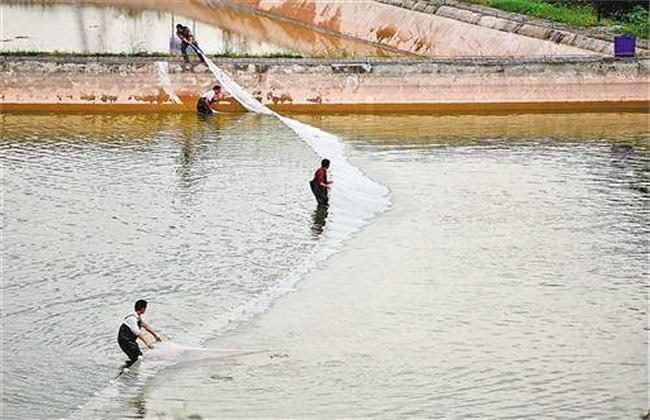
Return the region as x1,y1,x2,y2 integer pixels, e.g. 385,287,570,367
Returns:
614,35,636,58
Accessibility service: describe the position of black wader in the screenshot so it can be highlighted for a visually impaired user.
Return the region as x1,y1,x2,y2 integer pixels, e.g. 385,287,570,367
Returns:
310,179,329,206
117,323,142,362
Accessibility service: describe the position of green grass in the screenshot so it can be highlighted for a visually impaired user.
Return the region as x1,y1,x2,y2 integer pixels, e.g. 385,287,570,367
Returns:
619,6,650,40
490,0,596,26
466,0,648,39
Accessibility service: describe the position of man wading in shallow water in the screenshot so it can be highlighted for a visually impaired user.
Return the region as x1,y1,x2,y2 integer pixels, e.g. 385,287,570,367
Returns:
310,158,333,206
197,84,224,115
117,299,161,365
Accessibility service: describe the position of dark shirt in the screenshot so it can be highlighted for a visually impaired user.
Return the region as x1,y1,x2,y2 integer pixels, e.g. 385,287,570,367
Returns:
176,26,193,43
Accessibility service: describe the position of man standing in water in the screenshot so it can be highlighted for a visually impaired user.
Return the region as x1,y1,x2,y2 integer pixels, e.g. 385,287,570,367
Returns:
117,299,162,365
310,158,333,206
196,84,224,115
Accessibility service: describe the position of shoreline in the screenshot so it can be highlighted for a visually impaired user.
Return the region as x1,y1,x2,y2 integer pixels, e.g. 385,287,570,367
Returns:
3,100,649,115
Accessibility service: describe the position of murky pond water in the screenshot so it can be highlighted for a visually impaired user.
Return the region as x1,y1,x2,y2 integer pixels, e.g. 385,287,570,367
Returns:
1,112,648,419
1,3,288,55
1,2,392,57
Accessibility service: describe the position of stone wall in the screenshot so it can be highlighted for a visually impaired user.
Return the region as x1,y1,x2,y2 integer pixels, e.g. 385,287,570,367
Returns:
1,55,648,113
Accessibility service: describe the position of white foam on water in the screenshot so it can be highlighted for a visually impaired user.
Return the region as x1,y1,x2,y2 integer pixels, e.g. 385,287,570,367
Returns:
202,52,390,229
170,51,390,339
154,341,267,355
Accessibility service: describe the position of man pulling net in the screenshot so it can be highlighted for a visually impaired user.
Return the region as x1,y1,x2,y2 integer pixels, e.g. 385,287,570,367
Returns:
117,299,162,365
196,84,225,115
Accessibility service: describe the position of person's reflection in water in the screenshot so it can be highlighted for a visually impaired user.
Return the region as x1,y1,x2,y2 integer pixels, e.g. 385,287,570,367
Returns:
176,113,219,191
610,143,649,194
311,204,329,236
131,392,147,419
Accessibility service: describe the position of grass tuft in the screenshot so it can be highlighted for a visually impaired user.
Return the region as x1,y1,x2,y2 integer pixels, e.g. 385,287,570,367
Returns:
465,0,648,39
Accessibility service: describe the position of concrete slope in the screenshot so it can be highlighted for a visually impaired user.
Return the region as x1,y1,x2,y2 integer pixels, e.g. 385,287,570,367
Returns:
214,0,600,56
376,0,649,56
10,0,619,57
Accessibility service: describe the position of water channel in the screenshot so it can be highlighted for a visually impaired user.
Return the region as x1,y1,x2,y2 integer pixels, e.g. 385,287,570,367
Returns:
1,3,288,55
2,1,649,418
1,2,395,57
2,111,648,418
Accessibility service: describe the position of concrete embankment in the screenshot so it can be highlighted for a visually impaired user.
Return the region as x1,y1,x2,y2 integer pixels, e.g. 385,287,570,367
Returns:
1,55,648,114
373,0,649,57
10,0,650,58
23,0,644,58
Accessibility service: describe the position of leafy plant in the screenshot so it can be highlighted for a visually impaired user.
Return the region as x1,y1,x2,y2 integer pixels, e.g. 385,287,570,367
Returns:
485,0,596,26
619,6,649,37
465,0,648,39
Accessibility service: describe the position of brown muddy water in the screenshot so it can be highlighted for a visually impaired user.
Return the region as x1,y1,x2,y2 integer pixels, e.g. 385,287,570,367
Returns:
1,112,649,419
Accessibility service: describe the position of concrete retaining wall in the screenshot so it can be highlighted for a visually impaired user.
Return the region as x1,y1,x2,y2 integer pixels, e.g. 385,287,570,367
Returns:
210,0,599,57
8,0,649,59
375,0,649,57
1,55,648,114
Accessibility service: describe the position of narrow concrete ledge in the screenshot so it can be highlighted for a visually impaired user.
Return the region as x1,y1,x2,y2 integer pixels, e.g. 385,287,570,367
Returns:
570,35,611,55
436,5,482,25
517,24,552,40
330,62,373,73
477,15,521,33
547,30,577,47
1,54,612,66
